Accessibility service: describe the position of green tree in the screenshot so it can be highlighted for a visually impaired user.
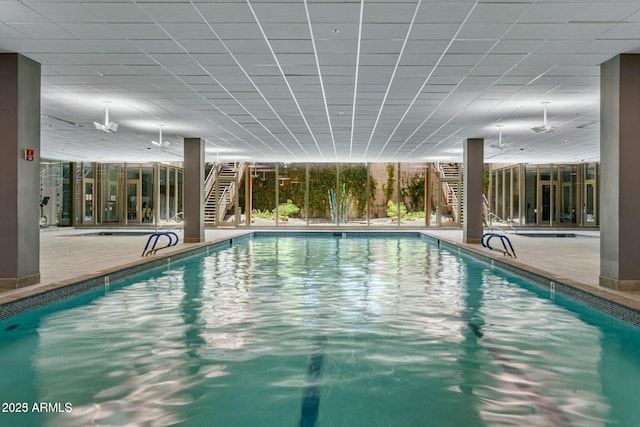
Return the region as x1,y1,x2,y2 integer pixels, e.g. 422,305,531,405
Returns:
340,165,377,218
402,175,425,212
382,163,395,204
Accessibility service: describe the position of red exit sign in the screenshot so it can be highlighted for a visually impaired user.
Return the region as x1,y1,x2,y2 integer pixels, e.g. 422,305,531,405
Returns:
24,148,35,161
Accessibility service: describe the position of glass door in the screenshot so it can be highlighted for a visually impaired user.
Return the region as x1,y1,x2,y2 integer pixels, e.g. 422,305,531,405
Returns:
584,180,596,225
83,179,94,224
127,181,140,223
538,180,559,225
559,165,578,225
102,165,119,223
583,163,597,226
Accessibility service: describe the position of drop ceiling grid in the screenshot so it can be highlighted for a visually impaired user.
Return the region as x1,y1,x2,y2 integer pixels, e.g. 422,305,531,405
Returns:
4,0,640,162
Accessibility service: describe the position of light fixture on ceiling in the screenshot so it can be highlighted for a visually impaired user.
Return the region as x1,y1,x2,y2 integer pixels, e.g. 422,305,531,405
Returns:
151,124,170,148
94,101,119,133
490,125,507,150
531,102,554,134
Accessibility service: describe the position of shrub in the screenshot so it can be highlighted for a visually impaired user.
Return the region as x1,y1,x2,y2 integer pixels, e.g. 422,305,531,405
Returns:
252,209,275,220
277,199,300,217
386,200,406,218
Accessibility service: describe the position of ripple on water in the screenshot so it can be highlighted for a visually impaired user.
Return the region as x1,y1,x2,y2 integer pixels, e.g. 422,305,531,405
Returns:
1,237,628,426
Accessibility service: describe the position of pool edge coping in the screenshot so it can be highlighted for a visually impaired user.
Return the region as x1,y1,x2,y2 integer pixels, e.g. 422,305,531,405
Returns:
2,229,639,326
420,232,640,326
0,231,255,317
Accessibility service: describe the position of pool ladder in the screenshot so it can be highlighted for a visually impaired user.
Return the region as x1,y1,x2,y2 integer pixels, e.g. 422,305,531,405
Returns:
141,231,179,257
481,232,516,258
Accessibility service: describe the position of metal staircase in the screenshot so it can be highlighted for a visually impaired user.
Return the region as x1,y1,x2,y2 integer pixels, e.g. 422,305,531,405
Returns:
204,162,246,225
436,162,463,223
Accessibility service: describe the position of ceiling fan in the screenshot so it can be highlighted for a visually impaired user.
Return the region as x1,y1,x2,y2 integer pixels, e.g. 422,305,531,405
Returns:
490,125,507,150
531,102,554,134
151,125,170,148
94,101,119,133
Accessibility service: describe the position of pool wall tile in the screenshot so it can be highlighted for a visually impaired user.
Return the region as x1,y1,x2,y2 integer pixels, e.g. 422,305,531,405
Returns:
421,233,640,327
3,231,640,328
0,237,242,321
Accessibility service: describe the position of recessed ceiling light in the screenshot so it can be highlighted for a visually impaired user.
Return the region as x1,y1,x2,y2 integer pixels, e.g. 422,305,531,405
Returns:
332,29,340,35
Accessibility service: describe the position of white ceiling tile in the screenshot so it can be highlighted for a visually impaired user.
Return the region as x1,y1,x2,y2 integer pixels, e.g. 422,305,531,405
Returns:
162,23,215,39
138,3,203,23
468,3,530,23
2,0,627,162
505,23,563,40
0,2,49,22
363,2,418,23
599,22,640,39
410,23,459,39
551,23,614,40
518,3,580,23
414,3,474,24
307,3,360,23
6,23,75,39
571,3,640,23
362,23,411,40
27,3,100,22
251,2,307,22
80,3,152,23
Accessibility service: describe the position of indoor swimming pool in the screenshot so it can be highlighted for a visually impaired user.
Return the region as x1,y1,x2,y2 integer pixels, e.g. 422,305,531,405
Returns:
1,234,639,426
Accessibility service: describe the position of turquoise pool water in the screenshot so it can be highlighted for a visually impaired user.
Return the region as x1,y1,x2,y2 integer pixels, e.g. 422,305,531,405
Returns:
1,235,640,426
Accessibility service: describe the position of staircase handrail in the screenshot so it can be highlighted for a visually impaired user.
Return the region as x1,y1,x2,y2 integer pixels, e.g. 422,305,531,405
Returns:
486,212,518,234
442,180,459,222
204,162,222,200
436,162,462,222
155,212,183,232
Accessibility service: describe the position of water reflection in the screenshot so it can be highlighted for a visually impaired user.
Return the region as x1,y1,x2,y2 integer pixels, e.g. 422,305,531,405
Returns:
19,236,632,426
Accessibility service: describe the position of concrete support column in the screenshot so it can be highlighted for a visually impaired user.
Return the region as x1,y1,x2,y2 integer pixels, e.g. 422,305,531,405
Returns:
463,138,484,244
599,54,640,291
183,138,205,243
0,54,41,289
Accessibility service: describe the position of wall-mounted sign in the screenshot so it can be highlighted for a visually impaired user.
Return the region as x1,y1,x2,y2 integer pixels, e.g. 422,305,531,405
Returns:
24,148,35,161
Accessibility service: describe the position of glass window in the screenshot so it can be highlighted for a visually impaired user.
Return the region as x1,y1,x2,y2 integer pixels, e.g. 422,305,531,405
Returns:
142,166,154,223
496,170,503,219
127,165,139,180
168,167,176,219
39,160,63,227
584,163,597,225
101,164,120,223
369,163,396,227
338,163,372,226
278,163,305,226
559,165,578,224
308,163,337,225
400,163,427,227
427,165,438,226
84,181,94,223
83,163,93,179
512,166,520,225
177,169,183,220
159,166,167,220
251,163,277,226
61,163,72,226
524,165,537,225
505,168,511,220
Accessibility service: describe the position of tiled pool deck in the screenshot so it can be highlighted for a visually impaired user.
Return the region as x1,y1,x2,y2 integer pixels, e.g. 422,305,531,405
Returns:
2,227,639,318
